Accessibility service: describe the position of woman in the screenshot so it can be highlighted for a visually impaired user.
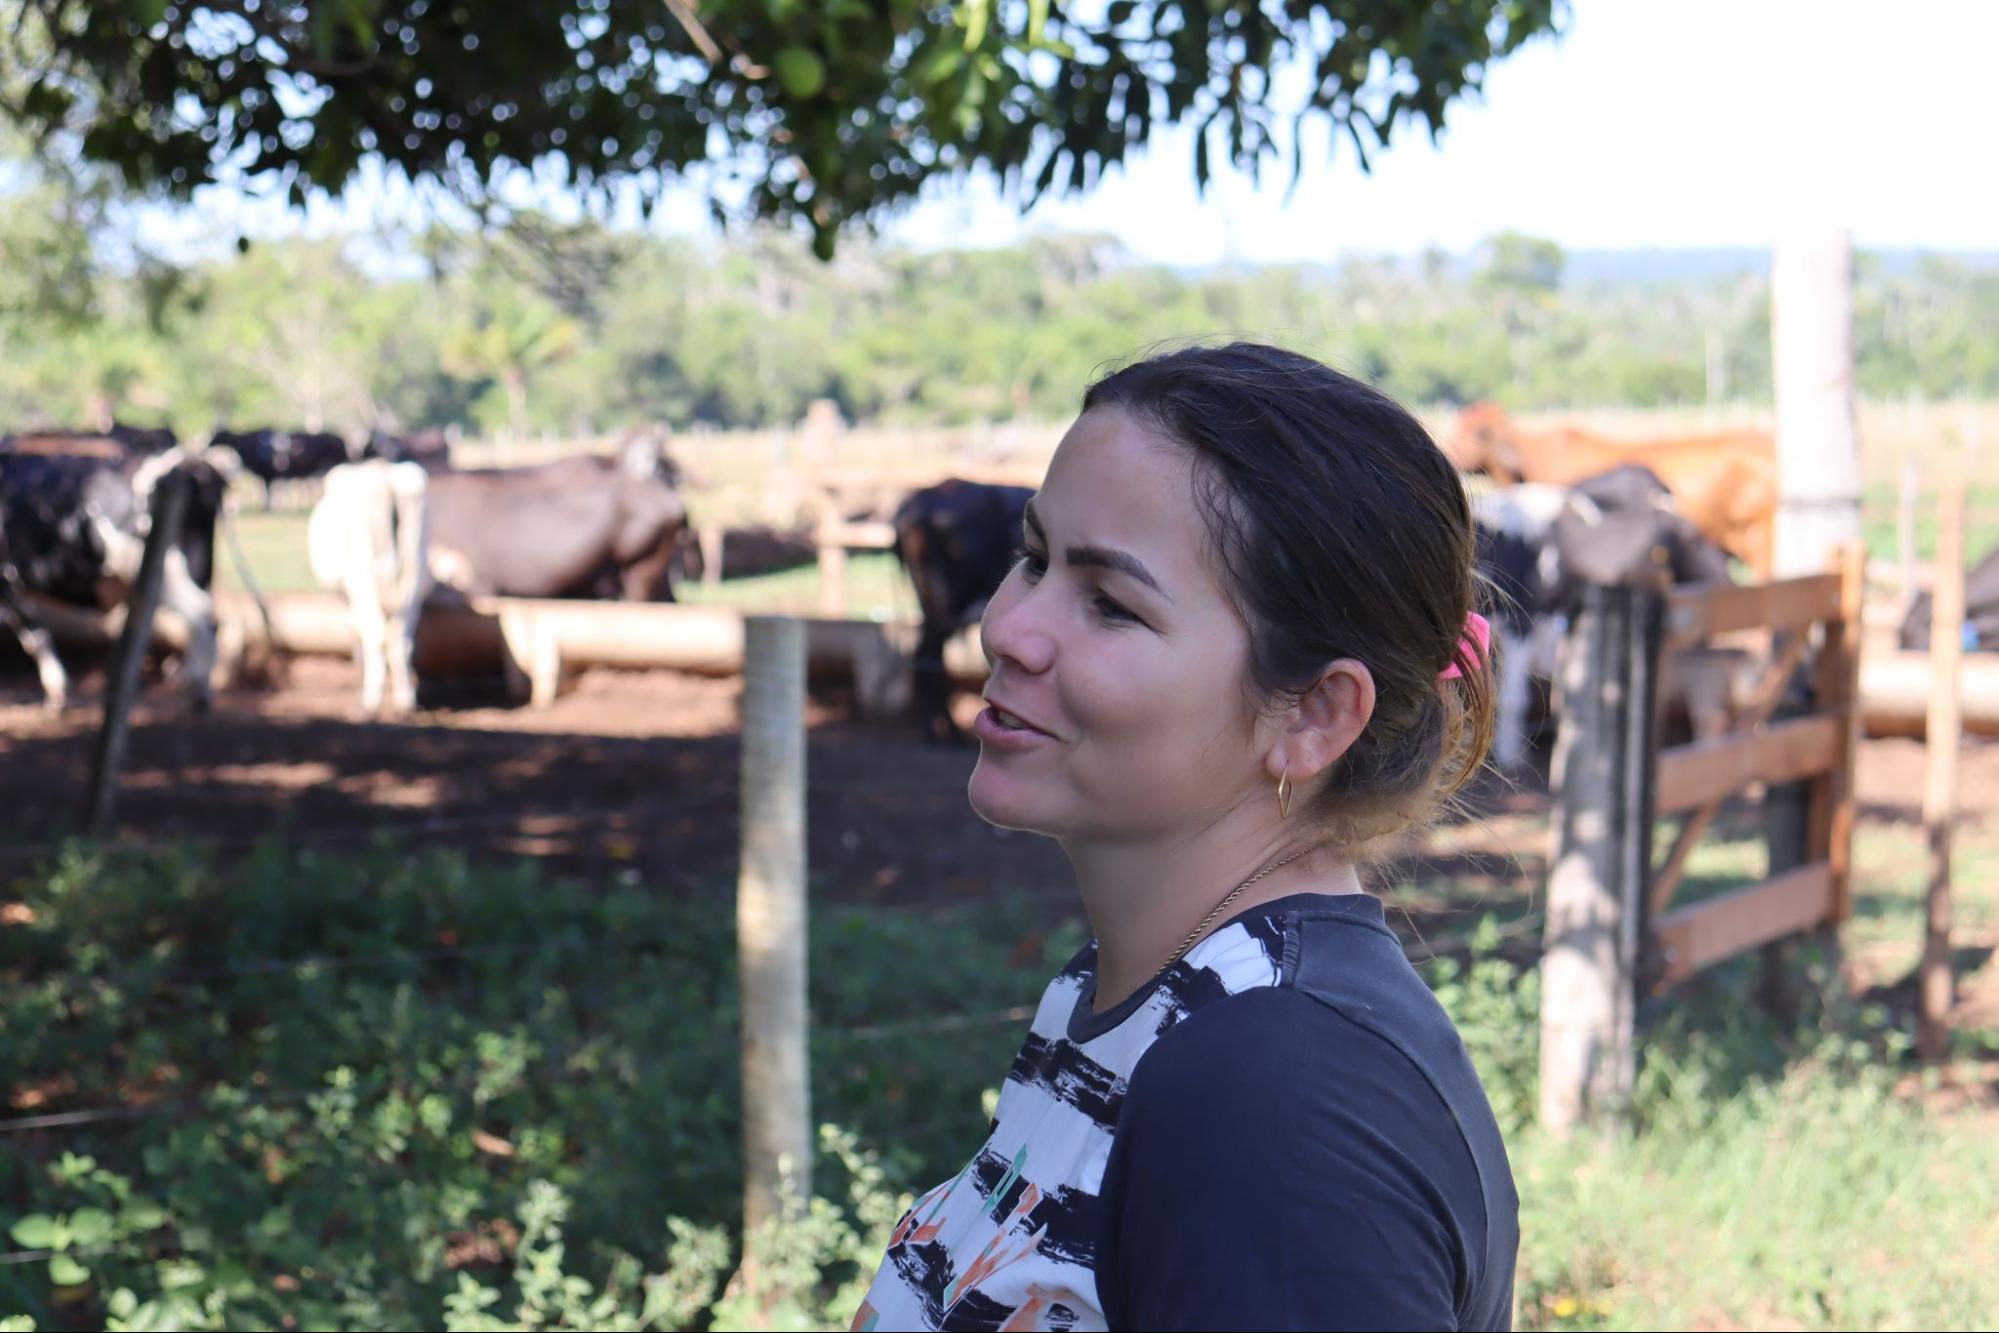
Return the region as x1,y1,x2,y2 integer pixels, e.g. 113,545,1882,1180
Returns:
853,343,1519,1332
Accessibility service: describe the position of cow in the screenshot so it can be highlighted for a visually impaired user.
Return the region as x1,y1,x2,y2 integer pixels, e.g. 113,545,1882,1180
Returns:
0,512,68,707
891,478,1034,745
1475,468,1735,771
0,444,233,708
422,436,689,603
1449,403,1778,578
210,428,355,506
308,460,433,714
1899,541,1999,653
363,427,454,473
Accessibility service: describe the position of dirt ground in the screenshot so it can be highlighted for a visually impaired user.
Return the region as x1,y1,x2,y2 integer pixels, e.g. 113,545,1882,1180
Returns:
3,656,1995,917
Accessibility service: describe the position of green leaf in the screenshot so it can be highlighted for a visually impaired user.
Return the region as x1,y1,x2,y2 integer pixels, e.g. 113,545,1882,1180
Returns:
9,1215,57,1249
1028,0,1049,44
921,46,964,87
129,0,167,26
960,0,989,50
48,1253,90,1287
121,1198,168,1232
773,47,826,99
65,1208,115,1247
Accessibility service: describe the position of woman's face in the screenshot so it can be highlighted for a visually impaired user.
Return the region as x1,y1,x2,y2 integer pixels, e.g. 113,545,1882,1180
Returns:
968,406,1273,843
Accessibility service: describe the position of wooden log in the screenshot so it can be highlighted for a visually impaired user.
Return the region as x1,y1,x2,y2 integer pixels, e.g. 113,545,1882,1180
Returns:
1538,584,1661,1138
82,473,188,835
1856,650,1999,738
738,617,811,1238
1919,484,1966,1063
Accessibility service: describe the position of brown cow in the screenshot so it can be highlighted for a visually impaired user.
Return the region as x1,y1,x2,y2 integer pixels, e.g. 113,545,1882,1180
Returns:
1447,403,1778,577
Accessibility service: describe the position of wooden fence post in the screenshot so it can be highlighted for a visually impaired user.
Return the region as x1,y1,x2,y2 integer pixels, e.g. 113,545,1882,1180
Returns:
700,523,726,589
81,472,190,836
1897,458,1920,613
1919,485,1966,1063
739,616,811,1237
818,535,849,618
1538,584,1663,1137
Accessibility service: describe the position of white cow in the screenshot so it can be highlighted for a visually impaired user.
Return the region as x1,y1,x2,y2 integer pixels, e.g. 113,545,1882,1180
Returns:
308,460,432,713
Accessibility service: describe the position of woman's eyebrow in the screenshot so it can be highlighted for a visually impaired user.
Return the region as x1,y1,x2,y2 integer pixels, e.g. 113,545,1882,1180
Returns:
1023,499,1171,602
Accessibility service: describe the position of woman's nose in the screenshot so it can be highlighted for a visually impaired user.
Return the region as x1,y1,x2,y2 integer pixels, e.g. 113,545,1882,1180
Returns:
980,573,1055,675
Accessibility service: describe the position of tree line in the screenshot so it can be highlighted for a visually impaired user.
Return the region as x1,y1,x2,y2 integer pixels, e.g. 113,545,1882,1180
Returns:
2,193,1993,441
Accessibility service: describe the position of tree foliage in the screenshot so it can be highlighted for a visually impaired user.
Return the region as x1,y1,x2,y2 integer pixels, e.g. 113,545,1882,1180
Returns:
3,0,1563,255
2,198,1993,441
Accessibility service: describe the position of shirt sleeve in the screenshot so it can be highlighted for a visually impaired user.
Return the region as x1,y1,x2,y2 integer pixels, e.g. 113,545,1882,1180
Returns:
1095,985,1484,1332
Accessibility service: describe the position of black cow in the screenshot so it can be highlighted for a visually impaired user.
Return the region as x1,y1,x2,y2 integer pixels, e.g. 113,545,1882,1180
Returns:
422,438,688,602
892,479,1033,744
210,428,354,505
0,444,233,707
1475,468,1733,769
363,427,454,473
1900,542,1999,653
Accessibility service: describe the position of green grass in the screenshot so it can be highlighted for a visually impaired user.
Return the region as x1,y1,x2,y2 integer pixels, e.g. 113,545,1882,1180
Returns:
216,511,317,596
1515,1060,1999,1330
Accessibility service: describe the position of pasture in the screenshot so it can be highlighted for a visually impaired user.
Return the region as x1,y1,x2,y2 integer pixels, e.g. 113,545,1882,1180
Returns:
4,401,1999,1329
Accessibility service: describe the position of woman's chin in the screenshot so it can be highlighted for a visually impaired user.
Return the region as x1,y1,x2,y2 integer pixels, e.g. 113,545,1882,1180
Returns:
967,760,1055,835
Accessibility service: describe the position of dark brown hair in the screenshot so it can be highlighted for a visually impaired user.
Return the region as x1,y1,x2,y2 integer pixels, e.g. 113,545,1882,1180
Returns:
1082,341,1496,849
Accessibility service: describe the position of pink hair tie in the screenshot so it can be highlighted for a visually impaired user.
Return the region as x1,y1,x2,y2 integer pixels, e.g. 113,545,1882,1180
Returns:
1439,611,1491,681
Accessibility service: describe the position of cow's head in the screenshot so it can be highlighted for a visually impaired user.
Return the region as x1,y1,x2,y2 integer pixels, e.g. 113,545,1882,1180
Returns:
1447,402,1525,482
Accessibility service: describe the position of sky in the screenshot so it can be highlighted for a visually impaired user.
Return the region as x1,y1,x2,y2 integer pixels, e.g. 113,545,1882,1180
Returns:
163,0,1996,267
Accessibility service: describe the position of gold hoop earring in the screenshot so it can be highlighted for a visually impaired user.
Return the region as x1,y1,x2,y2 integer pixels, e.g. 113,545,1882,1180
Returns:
1277,771,1293,820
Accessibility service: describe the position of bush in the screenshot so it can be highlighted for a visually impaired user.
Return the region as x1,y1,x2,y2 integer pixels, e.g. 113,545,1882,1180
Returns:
0,841,1073,1329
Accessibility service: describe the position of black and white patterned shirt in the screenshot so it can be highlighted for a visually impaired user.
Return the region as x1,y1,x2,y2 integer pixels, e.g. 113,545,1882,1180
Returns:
853,892,1518,1331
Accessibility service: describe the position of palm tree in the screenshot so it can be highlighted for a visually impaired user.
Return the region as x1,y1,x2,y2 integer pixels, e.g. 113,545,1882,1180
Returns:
441,289,582,442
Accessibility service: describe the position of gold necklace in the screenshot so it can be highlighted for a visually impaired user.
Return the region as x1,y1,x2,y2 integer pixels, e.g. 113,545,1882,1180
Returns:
1162,847,1314,970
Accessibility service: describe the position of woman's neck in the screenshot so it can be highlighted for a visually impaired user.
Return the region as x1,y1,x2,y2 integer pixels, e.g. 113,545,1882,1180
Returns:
1063,825,1364,1014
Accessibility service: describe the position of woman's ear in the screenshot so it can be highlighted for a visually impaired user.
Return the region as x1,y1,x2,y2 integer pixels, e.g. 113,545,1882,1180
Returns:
1265,659,1376,785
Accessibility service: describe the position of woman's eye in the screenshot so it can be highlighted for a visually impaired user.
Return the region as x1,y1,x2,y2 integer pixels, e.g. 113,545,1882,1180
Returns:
1016,547,1048,579
1094,595,1138,625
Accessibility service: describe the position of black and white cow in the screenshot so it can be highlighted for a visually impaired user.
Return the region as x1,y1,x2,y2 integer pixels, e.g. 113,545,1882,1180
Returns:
891,479,1034,745
422,437,689,603
0,443,234,708
363,427,454,473
1475,466,1734,770
210,428,355,506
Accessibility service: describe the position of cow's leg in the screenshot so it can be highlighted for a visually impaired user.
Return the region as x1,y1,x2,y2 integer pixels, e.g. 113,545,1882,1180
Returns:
352,607,390,714
617,538,679,603
157,550,217,707
1493,623,1532,771
911,625,959,745
0,598,68,709
386,604,420,713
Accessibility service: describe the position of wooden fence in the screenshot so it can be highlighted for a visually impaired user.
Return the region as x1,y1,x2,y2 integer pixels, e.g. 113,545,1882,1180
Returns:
1539,547,1865,1135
